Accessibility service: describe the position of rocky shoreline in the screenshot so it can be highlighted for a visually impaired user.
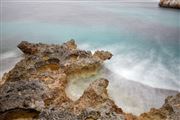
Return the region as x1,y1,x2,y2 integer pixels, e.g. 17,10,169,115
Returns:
0,40,179,120
159,0,180,9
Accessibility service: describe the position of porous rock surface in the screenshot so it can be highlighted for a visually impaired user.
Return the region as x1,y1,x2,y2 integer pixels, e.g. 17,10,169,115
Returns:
0,40,179,120
138,93,180,120
0,40,124,120
159,0,180,9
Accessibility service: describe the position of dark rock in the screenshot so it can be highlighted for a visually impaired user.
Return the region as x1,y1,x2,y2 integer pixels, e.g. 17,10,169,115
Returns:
159,0,180,9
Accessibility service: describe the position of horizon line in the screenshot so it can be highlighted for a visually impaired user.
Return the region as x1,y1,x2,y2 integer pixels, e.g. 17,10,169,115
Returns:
1,1,159,3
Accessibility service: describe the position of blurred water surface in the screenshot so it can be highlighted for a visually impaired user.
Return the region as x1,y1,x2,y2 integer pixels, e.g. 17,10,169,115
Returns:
0,1,180,115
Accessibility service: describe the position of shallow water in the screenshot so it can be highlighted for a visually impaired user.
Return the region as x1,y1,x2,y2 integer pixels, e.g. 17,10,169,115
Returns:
0,1,180,115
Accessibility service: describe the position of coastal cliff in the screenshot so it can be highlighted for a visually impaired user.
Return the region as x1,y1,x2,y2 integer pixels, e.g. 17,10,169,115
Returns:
0,40,179,120
159,0,180,9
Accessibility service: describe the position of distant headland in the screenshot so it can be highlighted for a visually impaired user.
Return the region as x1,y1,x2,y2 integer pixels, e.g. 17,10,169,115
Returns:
159,0,180,9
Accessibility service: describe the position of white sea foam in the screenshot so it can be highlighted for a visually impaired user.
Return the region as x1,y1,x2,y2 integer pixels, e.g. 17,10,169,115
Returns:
105,46,180,91
0,50,22,78
0,51,19,60
79,43,180,91
107,55,179,90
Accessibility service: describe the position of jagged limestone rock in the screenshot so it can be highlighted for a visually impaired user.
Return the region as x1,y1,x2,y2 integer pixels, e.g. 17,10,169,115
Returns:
0,40,125,120
138,93,180,120
0,40,179,120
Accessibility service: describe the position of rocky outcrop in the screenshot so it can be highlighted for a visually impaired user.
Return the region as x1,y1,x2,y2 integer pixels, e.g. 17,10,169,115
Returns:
0,40,125,120
0,40,179,120
159,0,180,9
138,93,180,120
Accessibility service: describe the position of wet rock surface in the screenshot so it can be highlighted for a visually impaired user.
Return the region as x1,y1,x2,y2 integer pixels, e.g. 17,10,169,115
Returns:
159,0,180,9
0,40,179,120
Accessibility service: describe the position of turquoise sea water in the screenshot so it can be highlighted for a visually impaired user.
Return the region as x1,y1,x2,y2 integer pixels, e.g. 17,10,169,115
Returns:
0,2,180,90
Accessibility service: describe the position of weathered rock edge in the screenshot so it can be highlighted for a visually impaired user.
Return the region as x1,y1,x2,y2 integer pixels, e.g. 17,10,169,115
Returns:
0,40,179,120
159,0,180,9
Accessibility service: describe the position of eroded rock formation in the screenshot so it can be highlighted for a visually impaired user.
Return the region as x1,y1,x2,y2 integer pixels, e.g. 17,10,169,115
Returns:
159,0,180,9
138,93,180,120
0,40,179,120
0,40,124,120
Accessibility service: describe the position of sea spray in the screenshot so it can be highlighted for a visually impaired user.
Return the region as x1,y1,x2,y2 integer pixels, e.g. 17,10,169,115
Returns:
0,50,22,78
79,43,180,91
